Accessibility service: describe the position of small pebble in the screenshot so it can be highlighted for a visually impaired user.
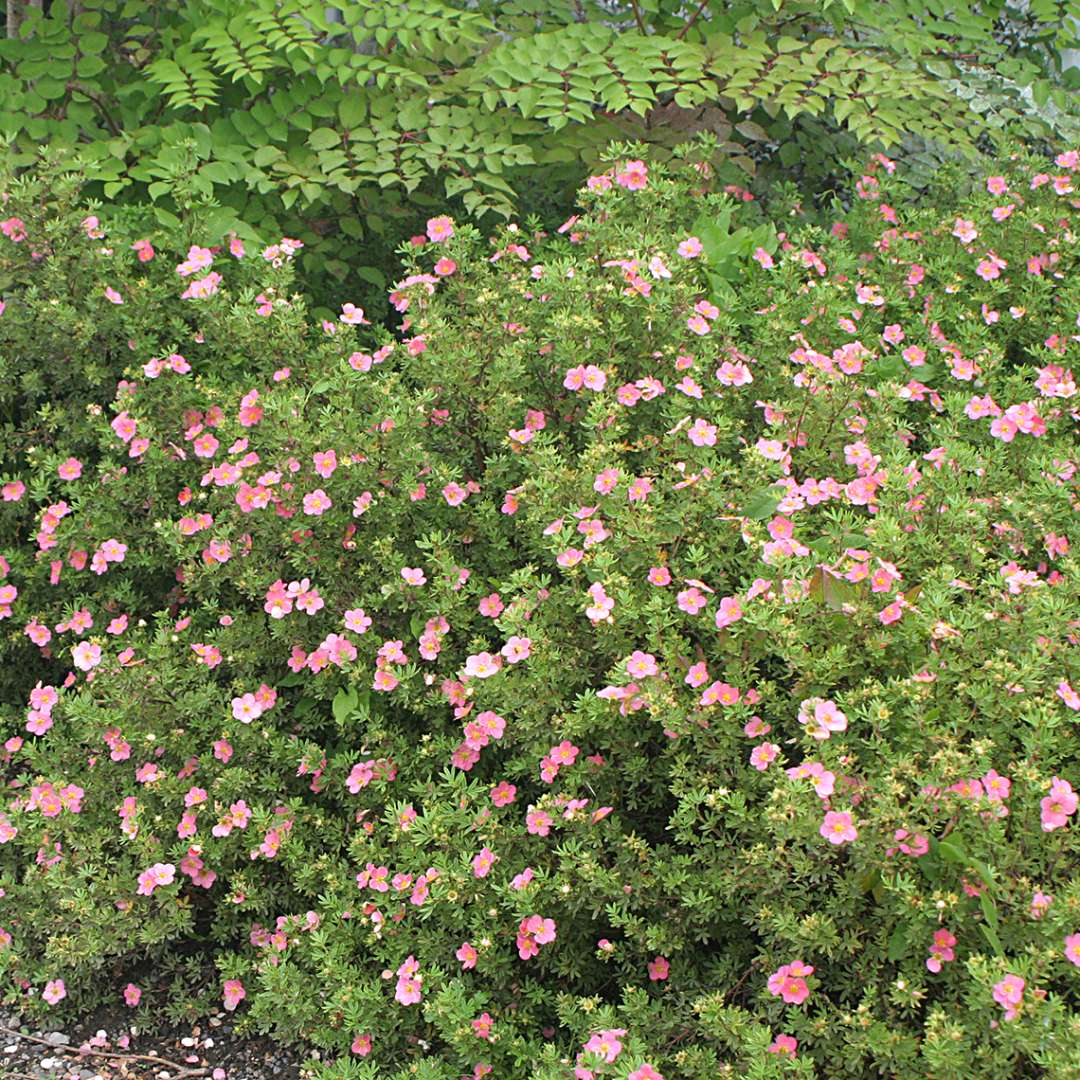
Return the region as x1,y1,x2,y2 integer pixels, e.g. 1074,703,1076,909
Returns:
181,1036,196,1047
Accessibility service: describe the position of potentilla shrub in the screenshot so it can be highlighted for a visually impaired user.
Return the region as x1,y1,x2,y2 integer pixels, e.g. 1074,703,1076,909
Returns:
1,142,1079,1080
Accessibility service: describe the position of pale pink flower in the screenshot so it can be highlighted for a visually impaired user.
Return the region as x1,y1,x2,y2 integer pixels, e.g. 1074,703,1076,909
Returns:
820,810,857,844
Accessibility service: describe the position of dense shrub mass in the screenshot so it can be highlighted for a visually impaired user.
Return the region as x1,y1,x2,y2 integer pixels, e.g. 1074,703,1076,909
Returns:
1,142,1079,1079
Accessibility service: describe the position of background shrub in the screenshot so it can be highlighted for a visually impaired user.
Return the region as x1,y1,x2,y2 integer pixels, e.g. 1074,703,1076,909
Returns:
1,140,1079,1079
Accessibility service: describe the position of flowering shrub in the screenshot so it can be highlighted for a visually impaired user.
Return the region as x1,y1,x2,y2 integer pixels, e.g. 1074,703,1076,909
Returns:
1,142,1079,1079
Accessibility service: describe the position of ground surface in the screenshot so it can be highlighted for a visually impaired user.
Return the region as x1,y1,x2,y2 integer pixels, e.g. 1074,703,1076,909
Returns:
0,1004,312,1080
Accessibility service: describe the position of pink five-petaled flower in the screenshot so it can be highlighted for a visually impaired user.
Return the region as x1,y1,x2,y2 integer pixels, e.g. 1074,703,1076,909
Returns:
426,216,454,242
626,650,659,678
647,956,669,981
687,418,717,446
992,974,1025,1021
583,1029,625,1064
465,651,501,678
302,489,332,516
767,961,814,1005
351,1034,372,1056
395,955,423,1005
627,1067,665,1080
750,742,780,771
472,846,497,878
516,914,556,959
42,979,66,1005
457,941,478,970
820,810,857,845
136,862,176,896
501,636,531,663
798,697,848,741
223,979,246,1012
1041,776,1078,831
1065,934,1080,967
72,641,102,672
615,159,648,190
491,781,517,806
767,1034,798,1056
124,983,141,1007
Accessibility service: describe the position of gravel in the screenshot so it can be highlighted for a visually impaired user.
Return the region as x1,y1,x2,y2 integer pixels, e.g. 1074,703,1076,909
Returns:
0,1006,313,1080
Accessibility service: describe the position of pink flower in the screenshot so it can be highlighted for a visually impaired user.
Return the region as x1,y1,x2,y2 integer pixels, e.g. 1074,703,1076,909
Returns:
516,915,557,959
647,566,671,586
340,303,368,325
714,596,743,629
1041,776,1078,831
750,743,780,771
57,457,83,480
626,650,659,678
992,974,1024,1020
312,449,337,478
767,961,814,1005
647,956,669,981
401,566,427,586
223,979,246,1012
501,636,531,663
351,1034,373,1056
123,983,141,1007
231,693,263,724
627,1067,664,1080
457,941,478,970
1065,934,1080,967
687,418,717,446
104,286,123,304
302,489,332,515
72,641,102,672
42,979,66,1005
464,651,501,678
442,482,468,506
426,216,454,242
820,810,857,845
472,846,497,878
615,160,648,190
767,1034,797,1056
394,955,423,1004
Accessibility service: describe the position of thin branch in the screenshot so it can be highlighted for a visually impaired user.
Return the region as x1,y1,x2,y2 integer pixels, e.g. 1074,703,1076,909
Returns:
676,0,711,41
67,81,123,137
629,0,647,35
0,1024,209,1078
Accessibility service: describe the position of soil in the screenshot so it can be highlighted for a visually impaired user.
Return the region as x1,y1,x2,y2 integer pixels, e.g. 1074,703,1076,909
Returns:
0,1003,316,1080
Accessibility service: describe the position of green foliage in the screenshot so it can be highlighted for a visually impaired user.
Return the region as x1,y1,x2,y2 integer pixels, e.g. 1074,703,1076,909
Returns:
1,1,1080,304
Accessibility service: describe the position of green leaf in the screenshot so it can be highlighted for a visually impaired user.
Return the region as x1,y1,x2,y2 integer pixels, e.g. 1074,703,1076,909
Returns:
741,485,785,521
333,685,359,724
887,924,909,961
936,840,967,865
308,127,341,150
80,31,109,54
